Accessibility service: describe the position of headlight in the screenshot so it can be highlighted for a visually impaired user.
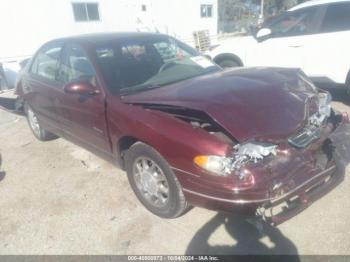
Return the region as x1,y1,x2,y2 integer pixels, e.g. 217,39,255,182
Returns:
193,143,277,177
194,155,232,176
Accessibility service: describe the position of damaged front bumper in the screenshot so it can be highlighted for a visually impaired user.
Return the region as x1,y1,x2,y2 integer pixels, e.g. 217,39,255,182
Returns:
262,122,350,225
261,164,339,225
178,120,350,225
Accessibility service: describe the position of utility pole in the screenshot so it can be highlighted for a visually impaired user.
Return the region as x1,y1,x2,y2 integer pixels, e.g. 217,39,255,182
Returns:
260,0,264,18
259,0,264,23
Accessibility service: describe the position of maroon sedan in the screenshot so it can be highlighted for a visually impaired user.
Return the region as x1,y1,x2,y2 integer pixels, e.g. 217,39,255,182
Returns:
15,33,350,224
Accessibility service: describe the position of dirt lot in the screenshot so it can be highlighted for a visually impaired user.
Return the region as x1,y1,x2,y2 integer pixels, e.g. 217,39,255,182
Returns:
0,88,350,255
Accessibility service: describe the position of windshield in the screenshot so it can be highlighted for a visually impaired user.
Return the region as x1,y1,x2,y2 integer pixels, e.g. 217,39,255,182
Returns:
95,35,221,95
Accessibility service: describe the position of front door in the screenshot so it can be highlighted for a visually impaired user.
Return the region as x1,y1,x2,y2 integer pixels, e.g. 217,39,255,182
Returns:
246,5,322,70
57,43,111,155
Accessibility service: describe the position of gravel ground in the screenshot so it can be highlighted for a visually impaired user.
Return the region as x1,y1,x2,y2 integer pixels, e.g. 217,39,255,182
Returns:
0,88,349,255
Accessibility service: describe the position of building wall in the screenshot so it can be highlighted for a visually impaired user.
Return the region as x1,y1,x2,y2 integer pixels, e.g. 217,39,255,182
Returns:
0,0,217,61
140,0,218,44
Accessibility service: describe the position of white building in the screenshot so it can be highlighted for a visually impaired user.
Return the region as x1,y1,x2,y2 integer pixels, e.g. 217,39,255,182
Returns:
0,0,218,88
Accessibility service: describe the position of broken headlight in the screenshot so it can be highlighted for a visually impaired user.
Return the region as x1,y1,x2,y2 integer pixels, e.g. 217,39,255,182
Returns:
193,143,277,177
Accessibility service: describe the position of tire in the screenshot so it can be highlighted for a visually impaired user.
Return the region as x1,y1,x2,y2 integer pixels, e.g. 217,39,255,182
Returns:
125,142,187,218
24,103,58,141
217,58,240,69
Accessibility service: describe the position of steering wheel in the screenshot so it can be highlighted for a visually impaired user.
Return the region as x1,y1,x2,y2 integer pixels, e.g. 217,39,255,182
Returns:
158,61,177,73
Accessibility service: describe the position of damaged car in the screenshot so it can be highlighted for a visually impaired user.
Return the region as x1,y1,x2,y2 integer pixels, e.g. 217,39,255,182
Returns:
15,33,350,224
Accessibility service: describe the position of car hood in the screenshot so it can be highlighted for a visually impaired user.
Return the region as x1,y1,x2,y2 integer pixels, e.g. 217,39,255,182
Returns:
122,67,317,142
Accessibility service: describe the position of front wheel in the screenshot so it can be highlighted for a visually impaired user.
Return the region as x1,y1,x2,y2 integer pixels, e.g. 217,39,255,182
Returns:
24,104,58,141
125,142,188,218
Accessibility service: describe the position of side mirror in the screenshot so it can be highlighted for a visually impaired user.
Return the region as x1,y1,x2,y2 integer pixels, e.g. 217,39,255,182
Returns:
256,28,272,40
63,80,100,95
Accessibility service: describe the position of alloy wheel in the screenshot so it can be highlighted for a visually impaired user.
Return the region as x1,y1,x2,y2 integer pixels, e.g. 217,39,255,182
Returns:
132,157,170,208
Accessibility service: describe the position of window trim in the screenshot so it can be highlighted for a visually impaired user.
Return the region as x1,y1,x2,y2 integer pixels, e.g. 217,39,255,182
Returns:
200,4,213,18
72,2,101,22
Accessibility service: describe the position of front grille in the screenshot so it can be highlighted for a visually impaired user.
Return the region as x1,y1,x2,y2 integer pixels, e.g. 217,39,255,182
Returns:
288,124,321,148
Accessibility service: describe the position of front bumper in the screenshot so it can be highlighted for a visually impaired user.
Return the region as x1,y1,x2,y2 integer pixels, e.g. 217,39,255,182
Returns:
263,122,350,225
175,121,350,224
261,164,340,225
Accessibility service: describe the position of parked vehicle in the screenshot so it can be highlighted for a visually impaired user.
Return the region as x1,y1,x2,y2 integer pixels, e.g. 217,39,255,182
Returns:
209,0,350,93
15,32,350,224
0,63,8,91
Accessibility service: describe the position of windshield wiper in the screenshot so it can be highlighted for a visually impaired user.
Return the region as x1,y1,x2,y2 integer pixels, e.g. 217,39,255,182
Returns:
119,84,162,96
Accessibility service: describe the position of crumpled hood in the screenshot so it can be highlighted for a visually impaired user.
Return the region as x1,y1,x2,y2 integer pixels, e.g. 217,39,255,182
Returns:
122,67,317,142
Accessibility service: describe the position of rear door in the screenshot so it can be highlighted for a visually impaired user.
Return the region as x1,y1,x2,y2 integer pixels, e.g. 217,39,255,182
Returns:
57,43,111,155
24,42,64,130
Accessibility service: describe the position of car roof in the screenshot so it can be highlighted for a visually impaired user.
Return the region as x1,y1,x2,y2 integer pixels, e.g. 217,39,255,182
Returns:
48,32,168,46
289,0,350,11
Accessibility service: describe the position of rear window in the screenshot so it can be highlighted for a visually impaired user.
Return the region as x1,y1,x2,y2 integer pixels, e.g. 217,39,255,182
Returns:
30,44,62,81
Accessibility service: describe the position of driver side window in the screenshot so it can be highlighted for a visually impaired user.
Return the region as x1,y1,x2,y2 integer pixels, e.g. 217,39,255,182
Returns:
269,8,319,38
58,45,96,85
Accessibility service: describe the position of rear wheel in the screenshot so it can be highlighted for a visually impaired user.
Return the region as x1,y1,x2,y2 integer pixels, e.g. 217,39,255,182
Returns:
125,142,187,218
24,104,57,141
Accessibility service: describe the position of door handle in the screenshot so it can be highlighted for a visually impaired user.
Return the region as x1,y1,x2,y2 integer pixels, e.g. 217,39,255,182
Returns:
289,45,303,48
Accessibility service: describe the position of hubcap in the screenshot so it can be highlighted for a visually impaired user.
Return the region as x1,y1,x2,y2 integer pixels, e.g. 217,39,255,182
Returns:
133,157,169,208
27,108,41,137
